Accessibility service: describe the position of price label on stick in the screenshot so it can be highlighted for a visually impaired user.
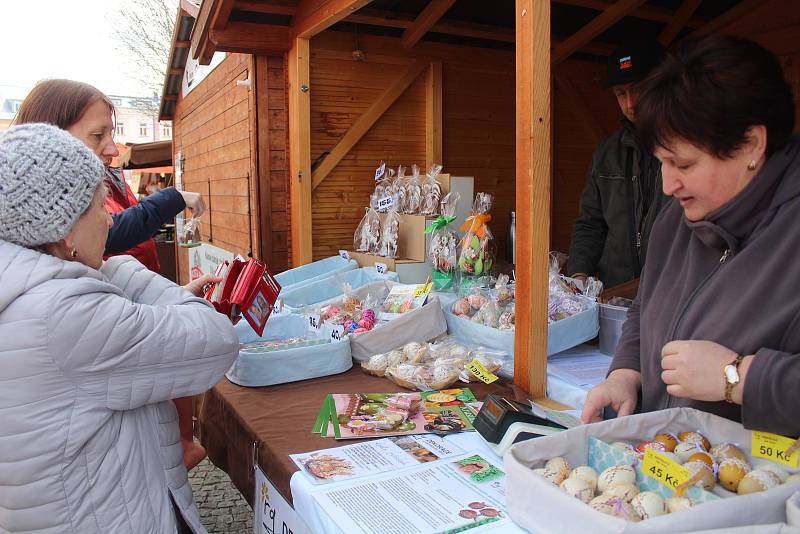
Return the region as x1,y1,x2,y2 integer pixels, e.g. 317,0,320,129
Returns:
643,449,690,489
374,162,386,182
752,431,800,467
306,314,321,331
466,359,499,384
329,325,345,342
339,250,350,260
375,262,388,275
377,196,394,210
413,282,433,299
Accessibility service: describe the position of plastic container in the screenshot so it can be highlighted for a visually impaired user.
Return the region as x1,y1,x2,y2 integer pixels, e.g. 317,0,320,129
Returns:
280,267,398,312
598,302,628,355
275,255,358,293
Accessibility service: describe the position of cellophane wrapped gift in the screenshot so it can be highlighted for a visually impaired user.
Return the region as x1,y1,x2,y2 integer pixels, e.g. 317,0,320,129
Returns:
420,164,443,216
426,191,461,290
457,192,496,289
354,207,382,254
379,204,401,258
404,164,423,215
178,216,202,247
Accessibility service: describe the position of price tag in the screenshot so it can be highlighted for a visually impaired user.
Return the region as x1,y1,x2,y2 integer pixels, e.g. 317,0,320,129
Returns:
374,162,386,181
329,325,345,342
272,299,283,314
377,196,394,210
752,431,800,467
643,449,690,489
413,282,433,298
466,359,499,384
375,262,388,275
339,250,350,260
306,314,321,331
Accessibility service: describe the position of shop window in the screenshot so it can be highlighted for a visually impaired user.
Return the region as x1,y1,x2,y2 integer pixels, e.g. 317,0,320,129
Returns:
115,122,125,136
139,122,148,137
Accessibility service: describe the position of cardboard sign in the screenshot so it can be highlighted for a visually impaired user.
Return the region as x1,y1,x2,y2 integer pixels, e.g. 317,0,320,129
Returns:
466,359,499,384
254,466,311,534
643,449,690,490
752,431,800,468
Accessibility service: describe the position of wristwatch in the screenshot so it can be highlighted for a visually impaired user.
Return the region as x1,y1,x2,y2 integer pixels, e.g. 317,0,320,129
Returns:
723,354,745,403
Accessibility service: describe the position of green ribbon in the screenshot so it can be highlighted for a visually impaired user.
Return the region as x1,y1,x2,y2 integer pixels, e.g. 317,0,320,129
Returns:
424,215,457,234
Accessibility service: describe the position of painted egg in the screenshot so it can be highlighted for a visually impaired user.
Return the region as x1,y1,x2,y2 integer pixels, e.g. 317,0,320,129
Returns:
738,469,781,494
533,467,560,485
545,457,572,485
603,483,639,502
636,441,667,455
589,495,641,522
570,466,599,492
709,443,748,464
678,431,710,451
687,451,715,468
560,477,594,503
718,458,751,492
665,495,695,513
674,441,703,463
653,432,679,452
610,442,637,455
598,465,636,493
683,460,716,491
754,463,790,483
630,491,667,520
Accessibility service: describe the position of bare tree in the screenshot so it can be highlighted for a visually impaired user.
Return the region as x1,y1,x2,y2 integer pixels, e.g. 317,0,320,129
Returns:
109,0,179,115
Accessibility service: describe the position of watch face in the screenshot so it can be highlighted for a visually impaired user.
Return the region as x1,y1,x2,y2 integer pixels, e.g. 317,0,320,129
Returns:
724,364,740,385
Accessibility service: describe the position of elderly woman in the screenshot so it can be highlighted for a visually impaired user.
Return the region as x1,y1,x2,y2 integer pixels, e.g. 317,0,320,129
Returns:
582,35,799,436
0,124,237,532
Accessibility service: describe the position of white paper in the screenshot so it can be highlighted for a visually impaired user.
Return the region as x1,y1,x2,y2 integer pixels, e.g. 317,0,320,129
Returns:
547,347,612,389
311,452,511,534
291,435,463,485
254,466,311,534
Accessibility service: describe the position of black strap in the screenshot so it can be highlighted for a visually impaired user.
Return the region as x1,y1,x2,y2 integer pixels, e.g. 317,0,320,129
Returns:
624,148,641,277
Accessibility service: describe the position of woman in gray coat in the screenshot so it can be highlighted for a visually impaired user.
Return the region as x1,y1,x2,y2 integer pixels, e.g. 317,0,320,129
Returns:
0,123,238,532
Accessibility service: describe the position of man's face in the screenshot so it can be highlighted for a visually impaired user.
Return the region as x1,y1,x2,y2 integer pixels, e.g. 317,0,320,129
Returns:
612,82,641,123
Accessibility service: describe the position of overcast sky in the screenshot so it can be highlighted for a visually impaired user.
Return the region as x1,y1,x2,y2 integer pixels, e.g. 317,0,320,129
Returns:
0,0,165,97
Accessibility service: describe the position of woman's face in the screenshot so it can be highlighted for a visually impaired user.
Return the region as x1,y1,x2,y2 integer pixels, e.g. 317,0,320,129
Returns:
655,136,762,222
66,100,119,165
66,184,114,270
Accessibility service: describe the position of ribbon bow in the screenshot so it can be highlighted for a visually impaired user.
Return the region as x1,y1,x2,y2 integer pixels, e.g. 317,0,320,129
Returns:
424,215,457,234
460,213,492,238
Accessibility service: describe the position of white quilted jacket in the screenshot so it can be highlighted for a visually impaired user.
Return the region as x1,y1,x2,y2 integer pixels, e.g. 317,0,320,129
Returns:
0,241,239,533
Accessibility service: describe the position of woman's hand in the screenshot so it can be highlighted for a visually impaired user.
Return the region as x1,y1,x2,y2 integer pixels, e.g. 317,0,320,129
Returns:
661,340,749,402
580,369,641,424
183,273,221,297
180,191,206,218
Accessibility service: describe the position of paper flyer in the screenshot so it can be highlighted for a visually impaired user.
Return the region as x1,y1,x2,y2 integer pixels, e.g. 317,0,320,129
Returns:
291,435,464,485
311,452,512,534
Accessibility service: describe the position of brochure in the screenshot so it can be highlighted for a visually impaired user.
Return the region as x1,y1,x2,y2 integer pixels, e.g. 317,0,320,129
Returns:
291,435,464,485
313,388,478,440
310,452,514,534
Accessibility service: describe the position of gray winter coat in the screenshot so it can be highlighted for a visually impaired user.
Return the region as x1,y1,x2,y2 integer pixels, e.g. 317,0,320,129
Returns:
611,136,800,436
0,244,238,533
567,122,668,288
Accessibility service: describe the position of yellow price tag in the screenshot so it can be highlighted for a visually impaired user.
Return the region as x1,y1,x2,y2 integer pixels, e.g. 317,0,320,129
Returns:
466,359,499,384
413,282,433,298
643,449,690,490
752,431,800,468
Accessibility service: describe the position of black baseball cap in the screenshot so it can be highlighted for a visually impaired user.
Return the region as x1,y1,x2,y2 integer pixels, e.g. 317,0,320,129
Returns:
606,40,664,87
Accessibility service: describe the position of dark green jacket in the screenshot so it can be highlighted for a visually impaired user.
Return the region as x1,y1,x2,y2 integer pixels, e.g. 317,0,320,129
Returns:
567,122,668,288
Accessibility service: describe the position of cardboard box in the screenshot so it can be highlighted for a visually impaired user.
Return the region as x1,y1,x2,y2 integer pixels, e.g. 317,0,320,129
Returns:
348,252,432,284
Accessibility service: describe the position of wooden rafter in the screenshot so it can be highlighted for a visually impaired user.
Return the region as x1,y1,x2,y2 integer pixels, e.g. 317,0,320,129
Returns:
554,0,706,28
210,22,292,54
401,0,457,49
554,73,608,145
292,0,373,39
233,0,297,16
190,0,222,62
311,60,431,190
658,0,701,45
552,0,647,65
211,0,236,31
426,62,443,168
691,0,764,38
180,0,200,18
289,38,313,265
515,0,552,398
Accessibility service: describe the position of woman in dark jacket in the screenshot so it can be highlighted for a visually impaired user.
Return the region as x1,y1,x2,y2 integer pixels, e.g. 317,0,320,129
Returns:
582,35,800,437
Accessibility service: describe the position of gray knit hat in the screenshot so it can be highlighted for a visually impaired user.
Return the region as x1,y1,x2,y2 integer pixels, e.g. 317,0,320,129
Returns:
0,123,104,247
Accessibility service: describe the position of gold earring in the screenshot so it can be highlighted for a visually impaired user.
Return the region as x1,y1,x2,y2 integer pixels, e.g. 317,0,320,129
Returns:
70,248,78,258
747,160,757,171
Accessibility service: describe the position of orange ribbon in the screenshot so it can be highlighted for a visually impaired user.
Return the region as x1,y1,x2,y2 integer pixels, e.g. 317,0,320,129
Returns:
460,213,492,238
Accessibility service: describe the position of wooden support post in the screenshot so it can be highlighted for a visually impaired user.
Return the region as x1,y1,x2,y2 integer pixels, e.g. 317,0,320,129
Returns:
426,62,443,168
401,0,457,49
311,59,430,190
552,0,647,66
289,38,313,265
515,0,552,398
554,73,608,145
658,0,701,46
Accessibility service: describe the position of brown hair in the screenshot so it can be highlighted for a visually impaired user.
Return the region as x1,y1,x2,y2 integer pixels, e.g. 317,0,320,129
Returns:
636,35,795,159
13,79,115,130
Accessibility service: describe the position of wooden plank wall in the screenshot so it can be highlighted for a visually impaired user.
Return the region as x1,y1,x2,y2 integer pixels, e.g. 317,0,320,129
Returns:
308,31,620,261
173,53,255,283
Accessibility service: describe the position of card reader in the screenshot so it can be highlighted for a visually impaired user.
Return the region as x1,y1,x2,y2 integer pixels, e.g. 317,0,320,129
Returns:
473,395,567,455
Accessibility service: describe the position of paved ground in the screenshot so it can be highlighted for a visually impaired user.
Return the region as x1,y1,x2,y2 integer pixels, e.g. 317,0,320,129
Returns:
189,458,253,533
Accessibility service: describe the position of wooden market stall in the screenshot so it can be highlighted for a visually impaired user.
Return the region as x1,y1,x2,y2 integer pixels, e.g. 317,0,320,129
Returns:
160,0,800,402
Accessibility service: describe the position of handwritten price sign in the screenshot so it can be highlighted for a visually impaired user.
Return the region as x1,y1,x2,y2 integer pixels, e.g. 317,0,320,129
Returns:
377,196,394,210
329,325,345,342
375,262,388,275
466,359,499,384
752,431,800,467
413,282,433,299
306,314,321,331
374,162,386,182
339,250,350,260
643,449,690,489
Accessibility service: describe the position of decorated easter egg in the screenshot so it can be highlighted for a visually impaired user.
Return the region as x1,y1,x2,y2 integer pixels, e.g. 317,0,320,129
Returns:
603,483,639,502
570,466,599,492
718,458,751,492
630,491,667,520
683,460,716,491
665,495,695,513
678,431,710,451
598,465,636,493
709,443,748,464
687,451,715,468
560,477,594,503
754,463,790,483
674,441,703,463
738,469,781,494
545,457,572,485
653,432,679,452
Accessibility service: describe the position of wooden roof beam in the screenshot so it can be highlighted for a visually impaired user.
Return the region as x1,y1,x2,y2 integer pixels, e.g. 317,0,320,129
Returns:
180,0,200,18
691,0,763,38
658,0,701,46
233,0,297,16
190,0,221,62
401,0,457,49
552,0,647,65
292,0,373,39
210,22,292,54
554,0,706,28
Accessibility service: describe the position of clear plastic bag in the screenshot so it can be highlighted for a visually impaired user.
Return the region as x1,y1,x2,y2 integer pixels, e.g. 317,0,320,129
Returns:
178,216,202,248
379,204,401,258
405,164,423,215
498,301,515,331
459,348,506,383
385,361,461,391
420,164,443,216
548,253,593,323
457,192,496,285
354,207,382,253
426,191,461,291
471,297,502,328
428,335,471,362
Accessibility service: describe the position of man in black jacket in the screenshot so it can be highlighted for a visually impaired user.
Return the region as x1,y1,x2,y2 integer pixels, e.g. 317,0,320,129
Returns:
567,41,668,289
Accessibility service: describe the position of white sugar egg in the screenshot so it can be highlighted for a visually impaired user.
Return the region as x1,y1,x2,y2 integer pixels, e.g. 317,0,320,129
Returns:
598,465,636,493
631,491,667,520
